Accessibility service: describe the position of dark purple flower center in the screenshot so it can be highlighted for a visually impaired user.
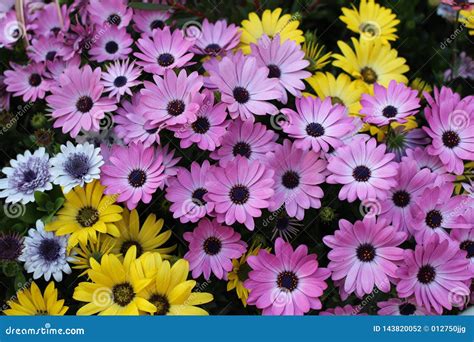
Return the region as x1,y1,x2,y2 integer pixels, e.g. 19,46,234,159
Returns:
29,73,42,87
356,243,376,262
22,169,37,183
267,64,281,78
150,19,164,30
460,240,474,258
229,185,250,205
38,238,61,262
45,50,57,61
399,303,417,315
275,216,290,231
105,41,119,54
425,209,442,229
417,264,436,284
204,43,221,55
120,240,143,257
167,99,185,116
191,116,210,134
442,130,460,148
392,190,410,208
360,67,378,84
191,188,207,206
107,14,121,26
0,235,23,260
352,165,371,182
306,122,325,137
128,169,147,188
382,105,398,118
113,76,127,88
277,271,298,292
76,206,99,227
203,236,222,255
112,283,135,306
149,293,170,315
281,170,300,189
232,142,252,158
76,96,94,113
64,152,90,179
233,86,250,104
157,53,175,67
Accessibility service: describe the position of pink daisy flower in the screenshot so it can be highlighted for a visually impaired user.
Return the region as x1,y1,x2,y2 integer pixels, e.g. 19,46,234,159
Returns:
245,238,330,315
377,298,432,315
402,147,456,186
45,55,81,80
423,86,474,175
114,94,161,146
0,10,23,49
450,228,474,264
47,65,117,137
210,119,278,166
192,19,240,56
205,157,274,230
183,218,247,280
266,139,327,220
327,137,398,202
87,0,133,29
323,216,406,297
132,8,171,36
89,26,133,62
31,3,70,37
173,90,230,151
141,69,203,127
251,35,310,103
166,161,214,223
379,160,436,234
101,143,166,209
101,59,141,101
135,26,194,75
156,143,181,188
281,96,356,153
209,53,281,121
4,63,51,102
360,80,420,126
410,184,469,243
28,35,71,63
319,304,367,316
396,233,473,314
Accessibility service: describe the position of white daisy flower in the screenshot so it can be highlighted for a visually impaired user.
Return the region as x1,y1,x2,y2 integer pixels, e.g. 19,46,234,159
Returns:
50,141,104,193
0,147,52,204
18,219,73,282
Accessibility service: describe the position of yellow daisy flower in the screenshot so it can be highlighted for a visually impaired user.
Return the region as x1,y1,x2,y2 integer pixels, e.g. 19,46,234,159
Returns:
410,77,433,98
340,0,400,44
332,37,409,88
46,180,123,248
136,252,213,315
454,162,474,194
4,282,68,315
361,116,419,142
460,9,474,35
302,32,332,71
107,208,175,258
71,236,117,277
239,8,304,54
73,246,156,315
305,72,365,115
227,243,268,307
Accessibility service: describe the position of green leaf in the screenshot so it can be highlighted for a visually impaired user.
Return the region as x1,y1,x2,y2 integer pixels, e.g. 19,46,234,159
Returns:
128,2,171,11
54,197,65,211
34,191,49,208
14,273,27,290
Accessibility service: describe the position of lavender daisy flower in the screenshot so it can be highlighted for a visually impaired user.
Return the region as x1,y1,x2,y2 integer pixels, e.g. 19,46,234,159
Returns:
101,59,141,101
132,8,171,36
87,0,133,29
4,62,52,102
19,220,73,282
192,19,241,57
0,148,52,204
89,26,133,62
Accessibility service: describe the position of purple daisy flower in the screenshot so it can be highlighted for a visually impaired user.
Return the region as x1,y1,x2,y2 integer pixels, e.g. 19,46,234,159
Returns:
397,233,473,314
4,63,52,102
89,26,133,62
45,55,81,80
209,52,281,121
101,143,166,209
327,136,399,202
323,216,407,297
132,8,170,36
192,19,240,56
141,69,203,127
156,143,181,189
166,161,214,223
31,3,70,38
281,96,356,153
385,127,430,162
319,304,367,316
87,0,133,29
450,228,474,265
266,139,327,220
210,119,278,166
28,35,72,63
251,35,310,104
47,65,117,137
360,80,420,126
173,90,230,151
379,160,436,234
0,10,23,49
205,156,274,230
0,232,23,262
423,86,474,175
184,218,247,280
135,26,194,75
101,59,141,101
377,298,432,315
245,238,330,315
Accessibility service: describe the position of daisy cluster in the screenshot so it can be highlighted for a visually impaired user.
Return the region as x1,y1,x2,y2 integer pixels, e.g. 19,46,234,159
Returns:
0,0,473,316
